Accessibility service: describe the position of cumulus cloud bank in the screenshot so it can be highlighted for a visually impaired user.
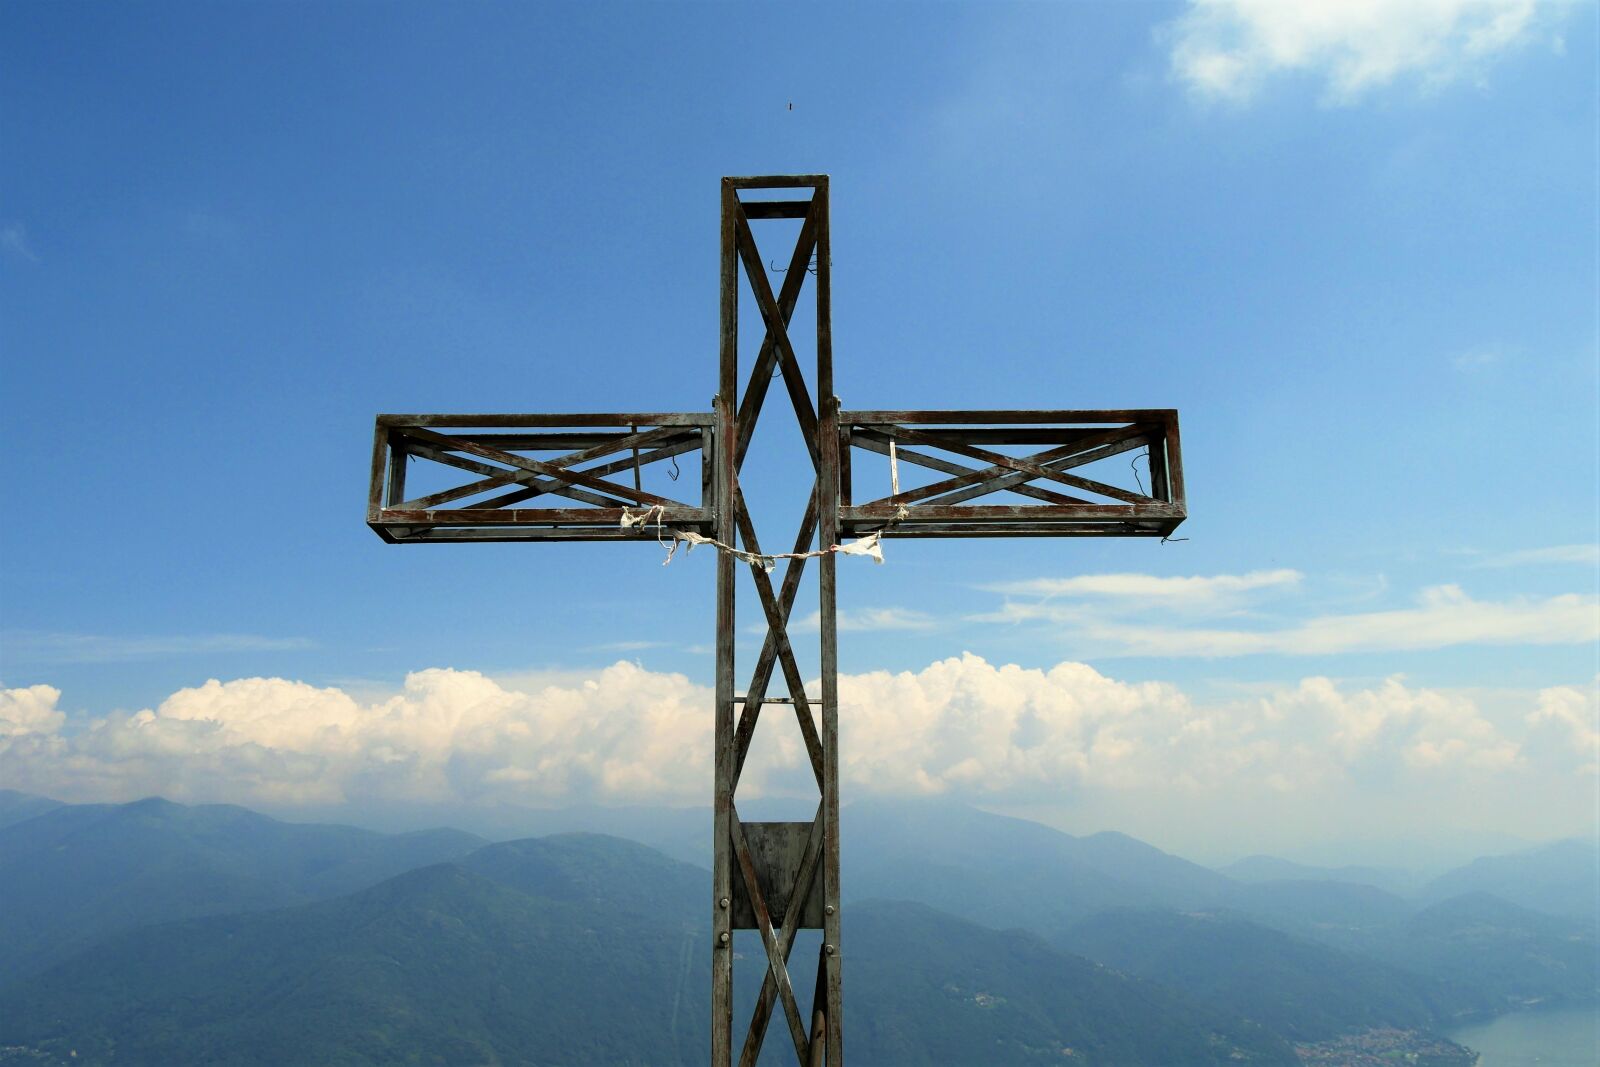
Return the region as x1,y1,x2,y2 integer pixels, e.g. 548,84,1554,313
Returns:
3,656,1589,816
1166,0,1553,103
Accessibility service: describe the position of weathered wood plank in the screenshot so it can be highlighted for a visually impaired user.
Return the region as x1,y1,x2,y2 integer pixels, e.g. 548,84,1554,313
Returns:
841,522,1178,539
727,175,827,189
438,430,698,450
843,408,1175,425
378,412,714,427
367,425,389,522
842,503,1182,521
1165,411,1187,512
713,182,739,1067
373,526,716,543
380,506,709,525
818,387,844,1067
741,200,812,219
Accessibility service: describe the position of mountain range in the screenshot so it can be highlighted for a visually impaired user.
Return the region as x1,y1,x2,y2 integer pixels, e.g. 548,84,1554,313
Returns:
0,790,1593,1065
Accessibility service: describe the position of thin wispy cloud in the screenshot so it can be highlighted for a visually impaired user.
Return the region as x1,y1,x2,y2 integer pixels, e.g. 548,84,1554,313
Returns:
986,569,1302,603
1452,346,1506,372
791,607,940,634
1470,544,1600,569
0,224,39,263
1074,586,1598,658
1165,0,1555,104
2,631,314,664
586,640,668,653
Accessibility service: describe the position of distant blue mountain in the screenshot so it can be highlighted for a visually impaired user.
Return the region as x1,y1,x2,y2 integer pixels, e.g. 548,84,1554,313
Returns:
843,798,1233,936
0,793,485,985
1421,838,1600,922
1218,853,1417,895
1058,908,1475,1041
0,833,1295,1066
0,789,63,830
0,791,1591,1065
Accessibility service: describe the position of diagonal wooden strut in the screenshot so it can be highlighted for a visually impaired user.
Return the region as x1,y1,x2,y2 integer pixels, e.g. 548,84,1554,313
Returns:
732,486,819,786
739,807,826,1067
733,489,825,790
736,205,821,470
401,425,682,508
853,423,1155,509
394,424,692,510
733,210,820,469
874,424,1155,506
918,427,1155,507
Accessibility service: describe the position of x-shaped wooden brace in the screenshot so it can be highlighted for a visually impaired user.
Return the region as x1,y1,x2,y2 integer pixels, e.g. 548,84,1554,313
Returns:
853,422,1162,510
390,424,700,513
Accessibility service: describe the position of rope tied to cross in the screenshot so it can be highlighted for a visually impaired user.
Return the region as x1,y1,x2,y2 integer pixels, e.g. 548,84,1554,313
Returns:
619,504,908,572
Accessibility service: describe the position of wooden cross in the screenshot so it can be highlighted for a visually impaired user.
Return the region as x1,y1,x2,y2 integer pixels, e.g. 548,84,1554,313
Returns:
365,175,1186,1067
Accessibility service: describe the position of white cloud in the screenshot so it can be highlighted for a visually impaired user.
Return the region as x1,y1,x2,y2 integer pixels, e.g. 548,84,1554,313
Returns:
791,607,939,633
1,655,1562,815
0,665,723,808
1526,681,1600,775
979,581,1599,658
1471,544,1600,568
2,631,314,664
1166,0,1552,104
985,569,1302,605
0,684,65,737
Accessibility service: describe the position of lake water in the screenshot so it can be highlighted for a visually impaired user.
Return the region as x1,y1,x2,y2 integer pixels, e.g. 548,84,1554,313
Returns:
1447,1006,1599,1066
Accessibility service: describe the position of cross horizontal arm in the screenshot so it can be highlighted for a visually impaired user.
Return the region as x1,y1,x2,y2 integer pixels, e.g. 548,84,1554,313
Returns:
367,414,715,543
838,410,1186,540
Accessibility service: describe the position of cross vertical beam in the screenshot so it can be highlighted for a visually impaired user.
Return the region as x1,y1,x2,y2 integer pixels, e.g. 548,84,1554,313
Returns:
711,177,739,1067
715,175,842,1067
814,181,844,1067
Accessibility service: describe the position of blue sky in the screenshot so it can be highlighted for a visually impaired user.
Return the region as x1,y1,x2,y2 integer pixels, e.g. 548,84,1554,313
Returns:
2,2,1596,862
